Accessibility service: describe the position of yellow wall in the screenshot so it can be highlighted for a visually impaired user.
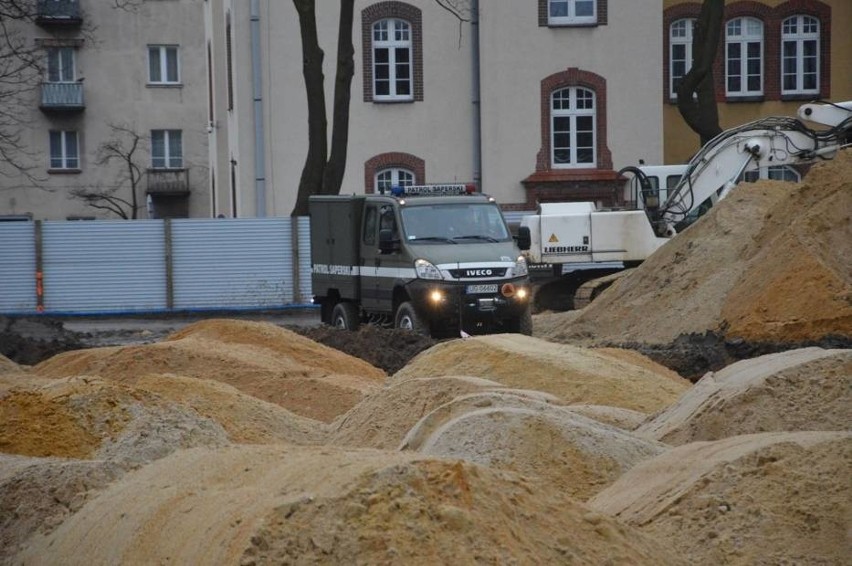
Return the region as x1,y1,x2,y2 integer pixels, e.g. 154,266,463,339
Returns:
663,0,852,164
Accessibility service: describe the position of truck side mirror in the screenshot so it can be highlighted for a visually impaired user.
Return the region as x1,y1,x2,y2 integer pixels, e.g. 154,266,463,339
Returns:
516,226,531,251
379,228,398,253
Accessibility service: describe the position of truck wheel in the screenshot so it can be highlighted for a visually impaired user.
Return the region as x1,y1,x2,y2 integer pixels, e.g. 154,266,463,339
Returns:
505,308,533,335
395,302,429,336
331,302,360,331
518,308,533,336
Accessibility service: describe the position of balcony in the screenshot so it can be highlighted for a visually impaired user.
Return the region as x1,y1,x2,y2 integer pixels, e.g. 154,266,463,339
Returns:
40,82,85,112
147,168,190,195
35,0,82,27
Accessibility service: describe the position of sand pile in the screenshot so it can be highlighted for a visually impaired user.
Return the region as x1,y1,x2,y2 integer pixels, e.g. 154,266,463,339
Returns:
32,319,386,422
636,348,851,445
392,334,690,413
327,375,511,449
537,149,852,345
402,391,666,500
589,431,851,565
15,444,684,565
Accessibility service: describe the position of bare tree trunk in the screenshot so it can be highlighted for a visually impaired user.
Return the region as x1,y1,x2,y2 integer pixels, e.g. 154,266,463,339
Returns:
321,0,355,197
676,0,724,145
291,0,327,216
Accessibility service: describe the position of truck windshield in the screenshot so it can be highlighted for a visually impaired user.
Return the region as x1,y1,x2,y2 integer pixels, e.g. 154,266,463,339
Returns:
401,203,510,243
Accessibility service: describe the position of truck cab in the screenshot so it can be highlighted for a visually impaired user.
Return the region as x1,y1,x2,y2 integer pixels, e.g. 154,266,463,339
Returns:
310,184,532,337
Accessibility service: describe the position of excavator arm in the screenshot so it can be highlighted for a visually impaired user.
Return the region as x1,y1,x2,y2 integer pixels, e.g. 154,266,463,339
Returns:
649,101,851,237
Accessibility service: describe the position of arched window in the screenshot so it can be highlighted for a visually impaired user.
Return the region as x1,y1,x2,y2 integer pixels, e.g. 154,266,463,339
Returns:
551,87,596,168
375,167,414,194
372,18,412,100
669,18,695,98
726,17,764,96
781,15,819,95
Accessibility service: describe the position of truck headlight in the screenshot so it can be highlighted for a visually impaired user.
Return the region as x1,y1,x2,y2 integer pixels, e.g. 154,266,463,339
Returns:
514,255,529,277
415,259,444,280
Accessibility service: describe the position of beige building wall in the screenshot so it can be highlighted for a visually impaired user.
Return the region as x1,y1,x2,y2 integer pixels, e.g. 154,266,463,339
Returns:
662,0,852,164
210,0,664,217
0,0,209,221
479,1,663,208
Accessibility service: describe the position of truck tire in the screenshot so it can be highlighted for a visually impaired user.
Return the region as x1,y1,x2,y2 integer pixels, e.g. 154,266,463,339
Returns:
394,302,429,336
331,302,360,331
518,308,533,336
505,308,533,335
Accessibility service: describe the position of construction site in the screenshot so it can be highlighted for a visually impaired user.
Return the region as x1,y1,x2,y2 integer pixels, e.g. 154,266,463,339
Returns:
1,150,850,564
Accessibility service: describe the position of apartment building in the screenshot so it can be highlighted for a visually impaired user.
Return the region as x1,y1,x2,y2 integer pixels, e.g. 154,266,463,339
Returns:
206,0,664,218
663,0,852,165
0,0,209,221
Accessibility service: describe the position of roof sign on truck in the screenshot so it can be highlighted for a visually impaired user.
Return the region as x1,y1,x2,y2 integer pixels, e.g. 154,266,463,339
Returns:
385,184,477,197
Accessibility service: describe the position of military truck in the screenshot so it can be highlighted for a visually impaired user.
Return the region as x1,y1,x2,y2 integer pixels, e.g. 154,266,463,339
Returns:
309,184,533,338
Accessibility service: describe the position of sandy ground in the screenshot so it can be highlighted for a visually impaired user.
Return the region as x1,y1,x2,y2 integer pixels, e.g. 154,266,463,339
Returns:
1,151,851,564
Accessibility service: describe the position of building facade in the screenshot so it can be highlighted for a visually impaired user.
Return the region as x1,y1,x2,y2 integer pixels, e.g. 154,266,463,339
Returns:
662,0,852,164
206,0,664,218
0,0,209,221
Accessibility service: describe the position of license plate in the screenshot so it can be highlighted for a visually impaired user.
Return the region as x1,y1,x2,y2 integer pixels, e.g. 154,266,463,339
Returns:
466,284,498,294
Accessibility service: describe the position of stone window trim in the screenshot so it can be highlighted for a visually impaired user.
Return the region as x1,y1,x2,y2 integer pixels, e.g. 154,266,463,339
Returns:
662,0,831,104
538,0,608,27
362,2,423,103
364,152,425,193
535,68,612,173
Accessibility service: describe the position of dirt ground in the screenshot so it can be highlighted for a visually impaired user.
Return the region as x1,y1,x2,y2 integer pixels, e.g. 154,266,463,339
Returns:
1,151,850,565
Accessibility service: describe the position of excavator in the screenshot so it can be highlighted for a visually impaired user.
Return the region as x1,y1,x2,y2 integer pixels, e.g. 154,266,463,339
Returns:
519,99,852,311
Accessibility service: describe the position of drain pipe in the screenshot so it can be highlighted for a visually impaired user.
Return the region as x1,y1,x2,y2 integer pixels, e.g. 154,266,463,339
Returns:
250,0,266,216
470,0,482,191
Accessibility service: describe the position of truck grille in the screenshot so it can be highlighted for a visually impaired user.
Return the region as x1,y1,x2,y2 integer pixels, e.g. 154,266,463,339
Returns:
449,267,508,279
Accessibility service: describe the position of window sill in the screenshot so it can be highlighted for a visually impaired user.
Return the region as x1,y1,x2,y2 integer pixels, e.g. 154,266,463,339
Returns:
781,93,820,101
725,95,765,103
146,83,183,89
48,168,81,174
372,98,415,104
546,22,599,28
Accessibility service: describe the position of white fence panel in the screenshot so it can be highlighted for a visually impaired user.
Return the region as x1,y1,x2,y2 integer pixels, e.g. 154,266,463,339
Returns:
0,222,37,312
171,217,294,309
41,220,167,313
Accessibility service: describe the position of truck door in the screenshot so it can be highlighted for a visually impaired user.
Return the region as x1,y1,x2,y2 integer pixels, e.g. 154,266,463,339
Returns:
359,204,397,313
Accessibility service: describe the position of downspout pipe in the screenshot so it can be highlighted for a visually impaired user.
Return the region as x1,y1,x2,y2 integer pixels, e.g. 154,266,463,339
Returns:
250,0,266,216
471,0,482,190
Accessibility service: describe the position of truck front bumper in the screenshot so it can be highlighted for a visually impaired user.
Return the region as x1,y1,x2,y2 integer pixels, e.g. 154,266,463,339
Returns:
405,278,531,335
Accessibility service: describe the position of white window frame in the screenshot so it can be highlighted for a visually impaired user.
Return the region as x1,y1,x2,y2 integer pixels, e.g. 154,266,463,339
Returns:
46,47,75,83
725,17,764,97
148,45,180,85
375,168,414,194
551,87,596,169
669,18,695,98
548,0,597,26
372,19,413,101
781,15,819,96
150,129,183,169
49,130,79,170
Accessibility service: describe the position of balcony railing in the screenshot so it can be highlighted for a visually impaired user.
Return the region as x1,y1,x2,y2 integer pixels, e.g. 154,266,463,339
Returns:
40,82,85,112
147,168,190,195
36,0,82,26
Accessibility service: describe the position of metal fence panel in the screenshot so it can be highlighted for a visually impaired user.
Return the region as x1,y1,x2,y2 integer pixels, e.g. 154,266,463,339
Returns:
297,216,313,303
41,220,167,313
170,217,294,309
0,222,37,312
